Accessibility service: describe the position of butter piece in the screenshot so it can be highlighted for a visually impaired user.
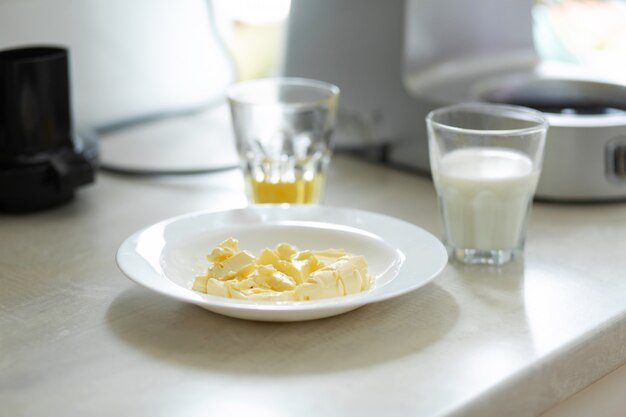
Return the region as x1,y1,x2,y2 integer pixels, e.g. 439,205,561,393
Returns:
207,238,239,263
254,265,296,291
331,255,370,293
256,248,280,267
275,243,297,260
275,260,304,283
211,250,255,280
192,274,208,293
298,270,345,300
206,278,229,298
309,249,347,268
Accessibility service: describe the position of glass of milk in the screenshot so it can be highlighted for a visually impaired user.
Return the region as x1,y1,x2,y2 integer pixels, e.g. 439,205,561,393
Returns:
427,103,549,265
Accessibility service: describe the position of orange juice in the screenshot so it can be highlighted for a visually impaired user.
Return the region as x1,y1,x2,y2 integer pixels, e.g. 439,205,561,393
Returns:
247,174,325,204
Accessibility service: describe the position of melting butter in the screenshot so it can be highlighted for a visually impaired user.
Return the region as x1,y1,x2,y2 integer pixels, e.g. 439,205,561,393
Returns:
192,238,373,301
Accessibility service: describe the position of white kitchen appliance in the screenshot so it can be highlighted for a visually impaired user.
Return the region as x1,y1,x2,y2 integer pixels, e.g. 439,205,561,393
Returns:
282,0,626,201
472,75,626,200
0,0,238,175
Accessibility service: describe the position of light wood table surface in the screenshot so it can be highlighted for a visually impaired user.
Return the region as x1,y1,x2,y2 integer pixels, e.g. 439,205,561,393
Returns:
2,155,626,416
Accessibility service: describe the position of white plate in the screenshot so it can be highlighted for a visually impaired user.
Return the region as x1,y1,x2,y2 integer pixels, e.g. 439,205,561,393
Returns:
116,206,448,321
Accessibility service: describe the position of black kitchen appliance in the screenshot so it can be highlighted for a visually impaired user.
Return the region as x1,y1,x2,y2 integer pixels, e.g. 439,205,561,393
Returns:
0,46,94,212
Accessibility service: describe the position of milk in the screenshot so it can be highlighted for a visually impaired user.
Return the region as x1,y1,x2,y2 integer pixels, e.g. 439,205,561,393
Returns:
433,147,539,251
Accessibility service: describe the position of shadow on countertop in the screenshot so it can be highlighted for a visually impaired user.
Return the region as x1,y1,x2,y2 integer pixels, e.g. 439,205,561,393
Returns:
106,282,458,375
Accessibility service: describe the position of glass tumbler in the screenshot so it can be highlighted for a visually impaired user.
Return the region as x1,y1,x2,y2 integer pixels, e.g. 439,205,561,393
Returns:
427,103,549,265
227,78,340,204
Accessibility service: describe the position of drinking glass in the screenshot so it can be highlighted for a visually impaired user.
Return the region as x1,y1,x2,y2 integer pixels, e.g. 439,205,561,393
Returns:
227,78,340,204
427,103,549,265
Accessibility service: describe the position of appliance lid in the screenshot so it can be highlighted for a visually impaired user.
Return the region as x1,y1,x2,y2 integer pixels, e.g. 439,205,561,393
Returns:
471,75,626,127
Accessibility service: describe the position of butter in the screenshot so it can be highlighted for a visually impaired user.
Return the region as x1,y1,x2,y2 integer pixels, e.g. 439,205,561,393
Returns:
209,250,255,280
192,238,374,302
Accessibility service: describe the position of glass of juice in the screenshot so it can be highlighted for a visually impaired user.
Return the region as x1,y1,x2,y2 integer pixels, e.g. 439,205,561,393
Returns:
427,103,549,265
227,78,340,204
